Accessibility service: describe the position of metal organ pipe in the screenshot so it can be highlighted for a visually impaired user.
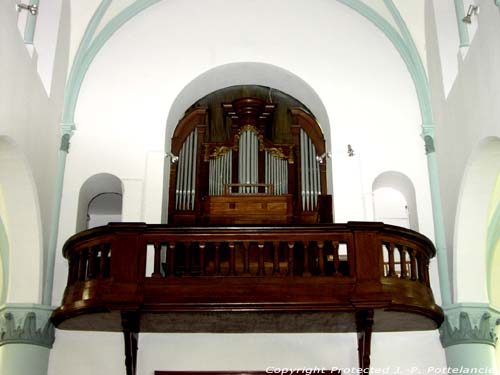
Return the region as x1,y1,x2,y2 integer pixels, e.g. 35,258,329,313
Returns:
175,129,198,210
208,149,232,196
300,129,320,211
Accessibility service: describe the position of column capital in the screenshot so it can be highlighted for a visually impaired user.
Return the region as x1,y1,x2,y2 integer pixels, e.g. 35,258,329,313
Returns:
60,122,76,153
60,122,76,136
440,303,500,348
420,123,435,137
0,304,55,348
420,124,436,154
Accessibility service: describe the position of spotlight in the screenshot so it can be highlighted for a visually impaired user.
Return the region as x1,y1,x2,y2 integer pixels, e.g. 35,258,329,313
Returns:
16,3,38,15
462,4,479,24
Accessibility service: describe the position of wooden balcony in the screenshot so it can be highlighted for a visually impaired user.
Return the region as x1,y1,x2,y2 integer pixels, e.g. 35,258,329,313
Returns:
52,222,443,373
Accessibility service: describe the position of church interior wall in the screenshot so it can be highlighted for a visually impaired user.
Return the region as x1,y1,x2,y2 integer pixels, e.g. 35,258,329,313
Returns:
48,1,446,374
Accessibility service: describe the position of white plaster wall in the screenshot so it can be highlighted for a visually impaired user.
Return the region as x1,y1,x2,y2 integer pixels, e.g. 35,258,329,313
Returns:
427,1,500,303
0,0,70,255
51,0,443,373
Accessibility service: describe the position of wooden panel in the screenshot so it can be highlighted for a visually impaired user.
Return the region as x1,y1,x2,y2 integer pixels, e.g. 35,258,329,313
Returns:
203,195,293,224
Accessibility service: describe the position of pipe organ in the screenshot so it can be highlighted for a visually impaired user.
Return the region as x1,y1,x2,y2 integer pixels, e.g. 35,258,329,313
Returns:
168,92,332,225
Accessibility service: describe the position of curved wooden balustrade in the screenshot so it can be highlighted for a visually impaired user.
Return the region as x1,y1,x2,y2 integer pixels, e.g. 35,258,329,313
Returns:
52,222,443,334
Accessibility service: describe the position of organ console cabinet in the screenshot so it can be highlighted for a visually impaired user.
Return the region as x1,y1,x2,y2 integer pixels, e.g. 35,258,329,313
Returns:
168,92,332,225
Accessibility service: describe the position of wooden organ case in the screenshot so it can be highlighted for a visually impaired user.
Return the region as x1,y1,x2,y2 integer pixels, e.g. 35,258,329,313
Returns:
168,93,333,225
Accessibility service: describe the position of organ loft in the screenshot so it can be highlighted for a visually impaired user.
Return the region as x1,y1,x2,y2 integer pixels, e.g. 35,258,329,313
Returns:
52,86,443,375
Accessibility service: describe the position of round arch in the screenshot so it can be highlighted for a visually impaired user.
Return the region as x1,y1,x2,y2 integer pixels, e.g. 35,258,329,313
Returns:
63,0,431,129
76,173,124,232
372,171,419,231
454,137,500,304
0,136,44,303
161,63,333,223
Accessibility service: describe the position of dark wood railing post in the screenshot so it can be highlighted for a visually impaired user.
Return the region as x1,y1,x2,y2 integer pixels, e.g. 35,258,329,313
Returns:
317,241,325,276
287,242,295,276
199,242,206,276
152,242,162,278
272,241,280,275
349,222,387,302
356,309,374,372
257,242,265,276
121,311,140,375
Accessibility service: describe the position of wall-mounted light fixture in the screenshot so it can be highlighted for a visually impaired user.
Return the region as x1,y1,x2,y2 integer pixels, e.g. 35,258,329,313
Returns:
347,144,355,157
16,3,38,15
316,152,331,164
165,152,179,163
462,4,479,24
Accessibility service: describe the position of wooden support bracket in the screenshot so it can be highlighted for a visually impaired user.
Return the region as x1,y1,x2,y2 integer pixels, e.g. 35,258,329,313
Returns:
121,311,140,375
356,309,374,371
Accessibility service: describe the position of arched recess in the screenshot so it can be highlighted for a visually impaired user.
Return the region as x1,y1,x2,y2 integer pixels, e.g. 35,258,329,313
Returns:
161,63,332,223
76,173,123,232
0,136,43,303
454,137,500,303
372,171,419,230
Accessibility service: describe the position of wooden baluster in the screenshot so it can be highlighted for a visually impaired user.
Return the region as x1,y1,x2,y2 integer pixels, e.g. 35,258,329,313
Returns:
242,242,250,275
68,253,79,284
87,247,97,279
152,242,162,278
417,253,425,284
317,241,325,276
303,241,311,277
214,242,221,275
96,245,107,279
199,242,205,276
228,242,236,276
409,248,417,281
424,257,431,287
388,243,397,277
332,241,341,277
104,245,111,278
399,246,408,279
183,242,191,276
168,242,175,277
287,242,295,277
78,249,88,281
272,241,280,275
257,242,265,276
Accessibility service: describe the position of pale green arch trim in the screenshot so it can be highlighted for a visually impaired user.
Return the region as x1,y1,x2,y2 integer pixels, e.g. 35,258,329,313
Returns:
62,0,159,126
454,0,470,48
23,0,40,44
487,201,500,298
0,217,9,305
62,0,434,127
383,0,426,89
337,0,433,125
62,0,112,126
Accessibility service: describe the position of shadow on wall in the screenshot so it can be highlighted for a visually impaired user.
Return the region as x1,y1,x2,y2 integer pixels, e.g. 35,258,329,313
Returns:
76,173,123,232
454,136,500,304
0,136,43,303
